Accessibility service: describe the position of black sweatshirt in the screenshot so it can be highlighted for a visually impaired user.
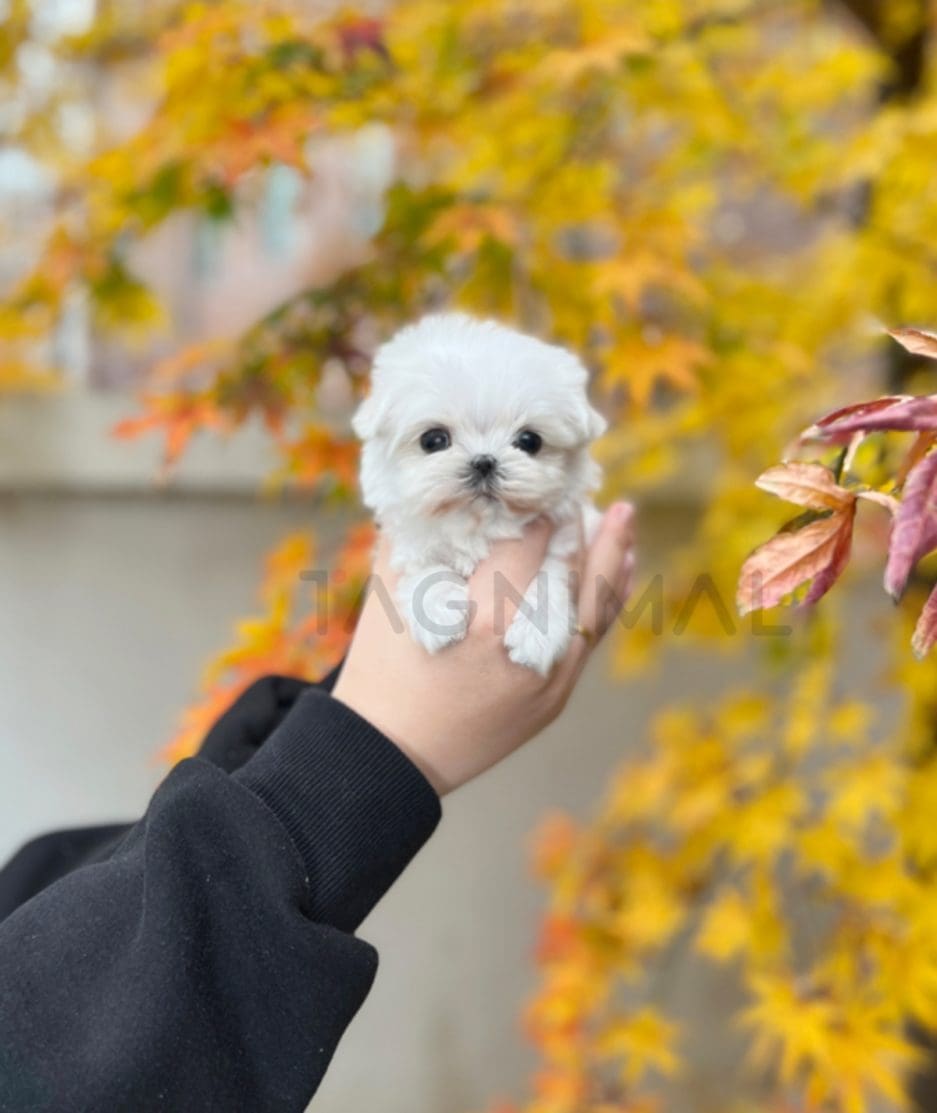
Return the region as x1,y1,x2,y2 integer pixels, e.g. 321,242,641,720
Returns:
0,669,442,1113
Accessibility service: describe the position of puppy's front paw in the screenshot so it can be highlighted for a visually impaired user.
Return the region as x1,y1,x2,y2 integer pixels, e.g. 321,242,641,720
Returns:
399,568,471,654
503,564,572,676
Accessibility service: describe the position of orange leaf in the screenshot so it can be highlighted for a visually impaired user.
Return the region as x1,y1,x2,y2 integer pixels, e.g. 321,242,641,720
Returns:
755,462,854,512
889,326,937,361
737,508,856,615
152,338,233,383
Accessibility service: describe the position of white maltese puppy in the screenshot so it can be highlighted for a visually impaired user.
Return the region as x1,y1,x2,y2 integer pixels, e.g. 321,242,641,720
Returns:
352,312,606,675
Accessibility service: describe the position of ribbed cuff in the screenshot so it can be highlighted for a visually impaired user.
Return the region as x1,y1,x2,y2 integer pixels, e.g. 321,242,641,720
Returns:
234,688,441,932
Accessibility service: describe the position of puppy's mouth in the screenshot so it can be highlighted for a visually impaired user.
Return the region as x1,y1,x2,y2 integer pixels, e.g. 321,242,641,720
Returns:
465,474,500,502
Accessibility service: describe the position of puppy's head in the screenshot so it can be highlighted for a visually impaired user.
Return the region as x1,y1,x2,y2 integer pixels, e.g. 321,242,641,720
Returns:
353,312,606,520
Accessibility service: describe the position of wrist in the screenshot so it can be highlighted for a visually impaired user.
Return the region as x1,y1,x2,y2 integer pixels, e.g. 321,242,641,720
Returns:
331,677,451,796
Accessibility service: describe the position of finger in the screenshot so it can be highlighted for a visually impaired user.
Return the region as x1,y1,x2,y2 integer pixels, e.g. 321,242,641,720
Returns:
554,504,635,686
577,501,636,641
621,548,637,603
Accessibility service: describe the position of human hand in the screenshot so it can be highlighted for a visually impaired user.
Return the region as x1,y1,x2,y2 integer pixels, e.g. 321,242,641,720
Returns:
331,502,636,795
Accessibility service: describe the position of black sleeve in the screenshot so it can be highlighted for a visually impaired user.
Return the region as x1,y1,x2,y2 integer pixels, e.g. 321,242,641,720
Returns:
0,687,440,1113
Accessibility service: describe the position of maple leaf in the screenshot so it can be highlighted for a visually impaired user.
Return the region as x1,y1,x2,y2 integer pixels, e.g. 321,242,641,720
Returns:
883,449,937,601
605,329,706,407
742,974,837,1086
274,425,360,492
112,393,226,471
593,251,707,312
596,1008,680,1086
823,755,902,831
152,338,233,384
696,887,751,962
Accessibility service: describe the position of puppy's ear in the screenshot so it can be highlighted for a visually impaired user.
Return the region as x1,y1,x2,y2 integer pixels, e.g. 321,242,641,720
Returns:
568,395,606,443
351,390,386,440
554,395,606,447
583,400,607,441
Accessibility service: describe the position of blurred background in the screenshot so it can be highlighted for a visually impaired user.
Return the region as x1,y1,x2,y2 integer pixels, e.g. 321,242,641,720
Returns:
4,2,937,1112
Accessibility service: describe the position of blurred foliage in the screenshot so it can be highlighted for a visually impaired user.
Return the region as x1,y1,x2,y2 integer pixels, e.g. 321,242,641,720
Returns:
6,0,937,1109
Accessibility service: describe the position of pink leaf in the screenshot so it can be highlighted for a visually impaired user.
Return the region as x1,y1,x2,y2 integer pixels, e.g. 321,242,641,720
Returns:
803,396,910,444
884,451,937,600
755,462,854,512
802,396,937,444
912,582,937,658
803,507,855,606
815,396,910,429
889,327,937,361
737,510,856,615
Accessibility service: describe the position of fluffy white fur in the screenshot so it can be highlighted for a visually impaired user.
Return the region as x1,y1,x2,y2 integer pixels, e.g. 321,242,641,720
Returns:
353,312,606,675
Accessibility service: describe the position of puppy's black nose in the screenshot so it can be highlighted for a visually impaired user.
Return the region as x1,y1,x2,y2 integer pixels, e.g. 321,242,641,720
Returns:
471,454,497,478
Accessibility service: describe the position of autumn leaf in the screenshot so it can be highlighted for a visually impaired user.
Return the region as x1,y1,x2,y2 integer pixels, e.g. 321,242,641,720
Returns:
596,1008,680,1086
273,425,360,492
883,450,937,601
803,395,937,444
113,393,226,471
737,507,856,615
912,585,937,659
696,887,751,962
152,338,233,383
802,506,856,607
604,329,706,406
755,462,854,512
889,326,937,361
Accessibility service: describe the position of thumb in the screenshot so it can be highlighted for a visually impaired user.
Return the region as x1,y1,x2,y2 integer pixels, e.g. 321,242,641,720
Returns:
577,502,636,641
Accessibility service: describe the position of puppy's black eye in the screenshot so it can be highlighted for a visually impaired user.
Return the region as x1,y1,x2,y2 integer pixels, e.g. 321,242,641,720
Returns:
420,427,451,453
514,430,543,455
